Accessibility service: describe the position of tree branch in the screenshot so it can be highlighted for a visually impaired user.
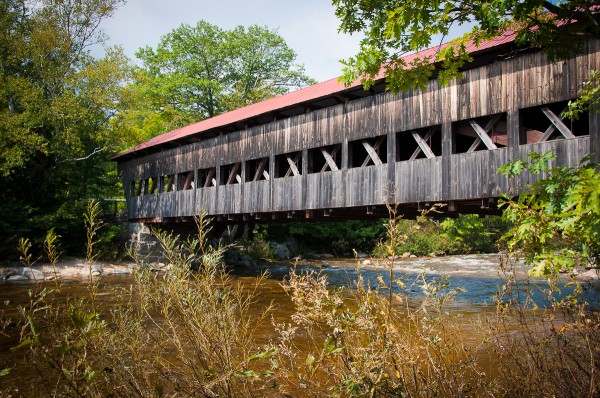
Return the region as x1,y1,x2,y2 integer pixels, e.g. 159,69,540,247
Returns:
59,147,105,163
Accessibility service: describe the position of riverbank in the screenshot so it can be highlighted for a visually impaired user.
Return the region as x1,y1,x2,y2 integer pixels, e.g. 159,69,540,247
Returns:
0,256,135,282
1,253,597,283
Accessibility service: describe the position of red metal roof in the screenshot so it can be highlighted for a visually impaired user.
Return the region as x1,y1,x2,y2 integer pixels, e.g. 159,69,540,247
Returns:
113,31,516,160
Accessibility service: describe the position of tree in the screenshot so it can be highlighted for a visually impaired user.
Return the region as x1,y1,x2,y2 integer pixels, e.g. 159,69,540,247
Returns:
111,21,315,145
333,0,600,92
0,0,129,257
499,152,600,275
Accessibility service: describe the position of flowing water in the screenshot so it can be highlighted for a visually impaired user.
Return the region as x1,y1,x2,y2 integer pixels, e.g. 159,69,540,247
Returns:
0,254,598,394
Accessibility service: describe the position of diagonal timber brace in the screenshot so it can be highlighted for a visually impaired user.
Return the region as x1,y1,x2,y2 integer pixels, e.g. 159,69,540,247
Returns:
541,106,575,140
320,146,340,172
361,136,385,166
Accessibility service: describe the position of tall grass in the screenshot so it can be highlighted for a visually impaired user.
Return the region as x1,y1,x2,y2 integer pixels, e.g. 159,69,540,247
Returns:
1,209,598,397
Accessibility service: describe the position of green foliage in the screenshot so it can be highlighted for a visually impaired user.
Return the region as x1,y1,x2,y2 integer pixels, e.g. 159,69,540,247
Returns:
0,0,129,258
373,215,504,257
245,225,274,261
440,214,505,254
266,220,386,255
111,20,315,146
565,69,600,120
333,0,600,92
499,151,600,275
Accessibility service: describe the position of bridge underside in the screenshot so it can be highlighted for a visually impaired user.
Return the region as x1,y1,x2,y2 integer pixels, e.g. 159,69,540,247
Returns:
117,41,600,227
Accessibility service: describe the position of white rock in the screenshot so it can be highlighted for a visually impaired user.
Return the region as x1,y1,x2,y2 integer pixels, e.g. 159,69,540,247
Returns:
578,269,599,280
8,275,29,281
362,259,373,266
402,252,411,258
112,269,130,275
410,254,417,258
21,267,44,280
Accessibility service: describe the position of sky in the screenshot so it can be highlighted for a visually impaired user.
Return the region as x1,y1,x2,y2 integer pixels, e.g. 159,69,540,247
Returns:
95,0,365,83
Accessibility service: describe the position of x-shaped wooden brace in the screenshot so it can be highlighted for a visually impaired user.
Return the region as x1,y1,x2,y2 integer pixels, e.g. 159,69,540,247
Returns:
410,128,437,160
360,136,385,166
165,174,175,192
538,106,574,142
467,114,503,152
203,168,216,188
226,163,241,185
320,145,340,172
284,153,301,177
181,172,194,190
252,158,270,181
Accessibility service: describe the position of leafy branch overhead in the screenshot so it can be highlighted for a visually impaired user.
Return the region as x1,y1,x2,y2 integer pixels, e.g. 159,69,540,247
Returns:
499,151,600,275
333,0,600,92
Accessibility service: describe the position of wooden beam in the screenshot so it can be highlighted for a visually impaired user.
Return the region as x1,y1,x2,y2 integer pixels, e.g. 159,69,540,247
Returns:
538,124,557,143
469,120,498,150
285,153,301,177
182,172,194,190
467,114,502,152
320,146,340,172
166,175,175,192
227,163,240,185
253,158,268,181
360,136,385,166
541,106,574,139
409,128,436,160
149,178,157,194
204,168,215,188
411,131,436,159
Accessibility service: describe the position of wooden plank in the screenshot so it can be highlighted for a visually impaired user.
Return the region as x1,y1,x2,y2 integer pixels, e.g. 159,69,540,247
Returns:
469,120,498,150
182,172,194,190
204,168,215,188
411,131,436,159
227,163,240,185
321,146,340,172
285,153,301,177
253,158,268,181
467,114,503,152
360,136,385,166
166,174,175,192
541,107,575,139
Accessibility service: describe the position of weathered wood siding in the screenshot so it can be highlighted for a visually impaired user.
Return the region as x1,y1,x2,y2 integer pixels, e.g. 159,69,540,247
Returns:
119,41,600,220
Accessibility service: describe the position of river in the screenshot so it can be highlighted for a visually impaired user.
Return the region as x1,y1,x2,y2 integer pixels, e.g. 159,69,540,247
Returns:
1,254,598,396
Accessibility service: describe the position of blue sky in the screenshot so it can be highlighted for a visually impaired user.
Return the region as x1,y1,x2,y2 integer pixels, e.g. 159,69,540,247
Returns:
95,0,364,83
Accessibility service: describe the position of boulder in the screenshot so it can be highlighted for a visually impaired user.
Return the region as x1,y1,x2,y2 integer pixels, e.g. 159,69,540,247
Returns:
269,242,291,260
356,252,369,258
8,275,29,281
402,252,411,258
112,268,130,275
21,267,45,280
578,269,599,280
321,261,330,268
91,263,103,274
362,259,373,266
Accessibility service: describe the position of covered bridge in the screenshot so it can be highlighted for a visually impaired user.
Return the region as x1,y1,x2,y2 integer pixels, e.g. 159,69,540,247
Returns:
113,33,600,226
